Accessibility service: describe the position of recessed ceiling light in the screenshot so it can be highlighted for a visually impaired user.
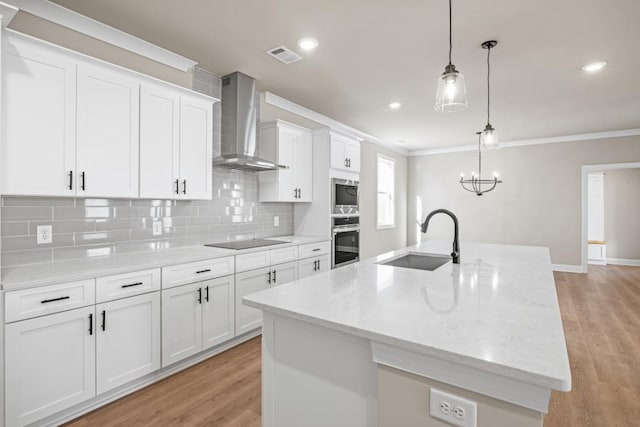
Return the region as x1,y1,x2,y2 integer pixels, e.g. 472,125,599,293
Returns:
389,102,402,110
582,61,607,73
298,37,319,51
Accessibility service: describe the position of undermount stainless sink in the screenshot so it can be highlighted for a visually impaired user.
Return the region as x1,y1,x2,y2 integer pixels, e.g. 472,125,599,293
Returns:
379,252,451,271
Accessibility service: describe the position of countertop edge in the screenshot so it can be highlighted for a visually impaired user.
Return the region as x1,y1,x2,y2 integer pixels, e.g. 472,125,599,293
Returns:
243,297,571,392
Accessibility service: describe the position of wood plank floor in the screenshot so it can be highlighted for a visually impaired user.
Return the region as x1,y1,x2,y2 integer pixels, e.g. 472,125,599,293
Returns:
66,265,640,427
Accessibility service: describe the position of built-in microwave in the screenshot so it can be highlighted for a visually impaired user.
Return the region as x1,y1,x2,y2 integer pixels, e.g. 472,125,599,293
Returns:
332,178,359,214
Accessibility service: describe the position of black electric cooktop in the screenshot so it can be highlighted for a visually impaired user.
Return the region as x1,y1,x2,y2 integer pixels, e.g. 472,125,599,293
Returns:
204,239,290,250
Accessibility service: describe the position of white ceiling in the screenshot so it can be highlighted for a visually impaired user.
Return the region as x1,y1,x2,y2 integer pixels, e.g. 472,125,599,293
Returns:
52,0,640,150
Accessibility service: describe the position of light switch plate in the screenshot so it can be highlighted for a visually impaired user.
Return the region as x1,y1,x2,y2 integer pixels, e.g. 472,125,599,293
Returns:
273,216,280,227
152,221,163,236
430,388,477,427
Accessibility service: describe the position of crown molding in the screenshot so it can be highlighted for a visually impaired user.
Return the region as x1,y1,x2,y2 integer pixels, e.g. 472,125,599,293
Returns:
0,2,19,27
2,0,197,71
409,128,640,156
263,91,409,156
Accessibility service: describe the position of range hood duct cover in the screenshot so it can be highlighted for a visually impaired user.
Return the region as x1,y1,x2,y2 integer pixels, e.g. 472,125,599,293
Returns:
213,72,286,172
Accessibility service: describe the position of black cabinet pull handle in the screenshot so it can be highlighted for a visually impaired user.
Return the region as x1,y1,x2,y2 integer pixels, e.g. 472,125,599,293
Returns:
182,179,187,194
81,172,86,190
88,313,93,335
68,170,73,190
121,282,143,288
174,179,180,194
344,158,348,167
196,269,211,274
293,188,297,199
267,271,271,285
312,248,321,252
313,260,317,271
41,296,70,304
205,286,209,302
318,259,321,270
197,288,202,304
101,310,106,332
273,269,277,283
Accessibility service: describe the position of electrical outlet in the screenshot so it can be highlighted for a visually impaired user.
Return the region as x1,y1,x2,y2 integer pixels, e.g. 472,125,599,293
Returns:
152,221,163,236
36,225,53,245
430,388,477,427
273,216,280,227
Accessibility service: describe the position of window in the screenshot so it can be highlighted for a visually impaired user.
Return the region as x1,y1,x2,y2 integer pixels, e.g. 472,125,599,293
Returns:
377,154,395,229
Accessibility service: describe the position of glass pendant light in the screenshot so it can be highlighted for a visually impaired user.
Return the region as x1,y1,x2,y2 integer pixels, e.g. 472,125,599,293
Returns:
480,40,499,150
434,0,468,112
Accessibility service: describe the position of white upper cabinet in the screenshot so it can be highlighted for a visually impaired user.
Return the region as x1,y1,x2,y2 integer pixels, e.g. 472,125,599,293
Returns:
1,33,216,199
76,65,140,198
178,96,213,200
139,84,181,199
259,120,313,202
330,133,361,173
1,41,76,196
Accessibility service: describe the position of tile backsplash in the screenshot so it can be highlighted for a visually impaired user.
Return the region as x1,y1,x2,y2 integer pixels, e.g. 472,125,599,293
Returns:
0,67,294,267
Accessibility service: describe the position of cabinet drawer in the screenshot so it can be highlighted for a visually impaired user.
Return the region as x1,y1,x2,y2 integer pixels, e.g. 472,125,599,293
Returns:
270,245,298,265
96,268,161,303
298,241,330,259
162,257,235,289
5,279,95,323
236,250,271,273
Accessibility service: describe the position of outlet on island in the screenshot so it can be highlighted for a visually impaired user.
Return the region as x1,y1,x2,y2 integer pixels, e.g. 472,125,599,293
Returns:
429,388,477,427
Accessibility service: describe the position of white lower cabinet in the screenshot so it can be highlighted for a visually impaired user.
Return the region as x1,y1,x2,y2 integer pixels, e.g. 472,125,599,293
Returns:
96,292,161,394
5,306,96,426
161,276,235,367
235,261,299,336
235,266,271,336
202,276,235,350
298,255,330,279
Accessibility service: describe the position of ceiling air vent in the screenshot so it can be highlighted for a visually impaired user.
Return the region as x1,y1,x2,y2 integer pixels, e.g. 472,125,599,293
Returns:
266,46,302,64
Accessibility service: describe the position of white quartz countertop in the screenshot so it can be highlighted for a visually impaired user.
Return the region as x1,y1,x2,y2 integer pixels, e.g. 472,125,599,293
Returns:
1,235,329,291
243,240,572,392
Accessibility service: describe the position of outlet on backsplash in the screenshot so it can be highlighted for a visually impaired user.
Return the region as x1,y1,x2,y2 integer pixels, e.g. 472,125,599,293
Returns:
273,216,280,227
36,225,53,245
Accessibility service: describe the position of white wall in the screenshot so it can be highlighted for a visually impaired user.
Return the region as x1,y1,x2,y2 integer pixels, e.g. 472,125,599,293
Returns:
359,142,407,259
604,168,640,260
408,135,640,266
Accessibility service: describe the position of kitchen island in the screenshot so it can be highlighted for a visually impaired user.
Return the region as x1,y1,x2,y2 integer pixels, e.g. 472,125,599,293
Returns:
243,240,571,427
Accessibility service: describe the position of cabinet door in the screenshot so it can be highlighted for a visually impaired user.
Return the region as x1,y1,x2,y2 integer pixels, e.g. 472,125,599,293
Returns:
76,65,140,198
235,266,270,336
277,125,297,202
202,276,235,350
294,129,313,202
96,292,161,394
298,255,330,280
344,140,361,173
1,43,76,196
330,138,346,170
5,306,96,426
161,282,203,367
140,85,180,199
271,261,298,287
179,96,213,200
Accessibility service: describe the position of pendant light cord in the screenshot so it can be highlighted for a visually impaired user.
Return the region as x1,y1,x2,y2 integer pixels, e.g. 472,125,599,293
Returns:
486,45,491,125
448,0,453,65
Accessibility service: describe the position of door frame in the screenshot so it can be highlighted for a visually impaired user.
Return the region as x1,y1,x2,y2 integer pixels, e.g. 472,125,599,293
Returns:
581,161,640,273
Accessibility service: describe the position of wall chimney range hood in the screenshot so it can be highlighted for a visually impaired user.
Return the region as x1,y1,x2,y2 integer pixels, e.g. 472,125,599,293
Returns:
212,72,287,172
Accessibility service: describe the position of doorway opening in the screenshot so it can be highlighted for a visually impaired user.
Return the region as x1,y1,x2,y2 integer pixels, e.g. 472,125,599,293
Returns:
581,162,640,273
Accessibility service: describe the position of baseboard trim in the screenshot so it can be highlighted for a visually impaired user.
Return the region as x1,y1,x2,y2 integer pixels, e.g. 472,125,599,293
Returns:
34,329,262,427
552,264,584,273
588,259,607,266
607,258,640,267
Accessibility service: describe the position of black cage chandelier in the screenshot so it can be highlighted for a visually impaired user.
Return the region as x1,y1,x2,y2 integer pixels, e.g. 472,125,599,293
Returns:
459,40,502,196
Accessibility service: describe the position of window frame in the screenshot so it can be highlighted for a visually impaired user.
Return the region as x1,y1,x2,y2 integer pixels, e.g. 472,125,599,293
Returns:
376,153,396,230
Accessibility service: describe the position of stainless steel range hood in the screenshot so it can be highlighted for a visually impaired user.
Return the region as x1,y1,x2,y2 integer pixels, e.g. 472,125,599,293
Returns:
212,72,287,172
